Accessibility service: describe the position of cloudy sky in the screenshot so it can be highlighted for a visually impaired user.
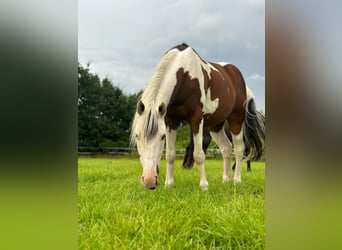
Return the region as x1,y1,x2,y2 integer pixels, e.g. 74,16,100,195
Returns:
79,0,265,111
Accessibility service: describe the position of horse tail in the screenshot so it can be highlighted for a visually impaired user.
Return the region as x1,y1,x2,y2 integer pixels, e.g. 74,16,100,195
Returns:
243,87,265,161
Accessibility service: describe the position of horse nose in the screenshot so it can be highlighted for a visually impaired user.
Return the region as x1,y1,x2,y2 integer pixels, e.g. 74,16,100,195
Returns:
141,175,158,190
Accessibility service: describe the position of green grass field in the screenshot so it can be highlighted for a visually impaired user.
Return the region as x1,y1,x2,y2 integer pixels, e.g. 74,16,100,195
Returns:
78,158,265,249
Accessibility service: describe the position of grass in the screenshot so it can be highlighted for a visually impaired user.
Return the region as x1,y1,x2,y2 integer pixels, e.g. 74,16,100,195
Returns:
78,158,265,249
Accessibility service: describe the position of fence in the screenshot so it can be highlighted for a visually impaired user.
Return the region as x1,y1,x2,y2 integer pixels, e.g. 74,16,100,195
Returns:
78,146,224,157
78,147,267,160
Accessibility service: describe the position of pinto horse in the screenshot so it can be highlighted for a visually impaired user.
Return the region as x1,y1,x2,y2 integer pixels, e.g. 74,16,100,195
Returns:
131,43,265,190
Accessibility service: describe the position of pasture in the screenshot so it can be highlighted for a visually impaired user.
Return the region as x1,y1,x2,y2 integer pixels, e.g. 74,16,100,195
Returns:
78,158,265,249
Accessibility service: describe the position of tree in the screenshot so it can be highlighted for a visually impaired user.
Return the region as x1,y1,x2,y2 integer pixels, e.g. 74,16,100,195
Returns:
78,63,102,147
78,63,140,150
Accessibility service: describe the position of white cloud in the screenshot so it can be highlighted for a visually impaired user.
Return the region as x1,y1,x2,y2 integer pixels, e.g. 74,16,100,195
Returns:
247,74,265,81
192,13,223,36
239,0,265,15
245,42,260,51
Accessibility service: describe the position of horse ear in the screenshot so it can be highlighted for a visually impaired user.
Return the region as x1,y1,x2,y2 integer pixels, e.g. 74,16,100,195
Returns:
158,102,166,116
137,101,145,115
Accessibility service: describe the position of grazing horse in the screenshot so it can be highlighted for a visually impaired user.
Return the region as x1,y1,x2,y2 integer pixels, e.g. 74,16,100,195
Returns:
131,43,265,190
183,111,265,170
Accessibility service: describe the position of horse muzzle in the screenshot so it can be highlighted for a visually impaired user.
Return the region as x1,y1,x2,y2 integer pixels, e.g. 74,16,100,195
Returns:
141,165,159,190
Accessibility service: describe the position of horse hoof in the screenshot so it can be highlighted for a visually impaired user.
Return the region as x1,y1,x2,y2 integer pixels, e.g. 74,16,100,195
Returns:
222,176,231,183
233,178,241,185
165,181,174,188
199,181,209,191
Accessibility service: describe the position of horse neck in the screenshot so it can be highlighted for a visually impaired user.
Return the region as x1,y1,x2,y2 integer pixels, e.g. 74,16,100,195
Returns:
142,48,206,109
155,49,201,106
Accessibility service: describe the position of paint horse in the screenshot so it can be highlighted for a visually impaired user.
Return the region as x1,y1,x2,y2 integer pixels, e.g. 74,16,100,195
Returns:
131,43,265,190
183,111,265,170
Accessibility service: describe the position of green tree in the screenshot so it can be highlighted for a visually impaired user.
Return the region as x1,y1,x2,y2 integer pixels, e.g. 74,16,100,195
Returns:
78,63,102,147
78,63,140,150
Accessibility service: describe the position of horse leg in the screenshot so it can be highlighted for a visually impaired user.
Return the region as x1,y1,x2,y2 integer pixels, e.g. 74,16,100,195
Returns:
232,128,245,184
192,120,208,190
182,127,195,169
210,127,232,183
223,121,236,171
202,127,212,153
165,128,177,187
245,147,251,171
247,160,251,172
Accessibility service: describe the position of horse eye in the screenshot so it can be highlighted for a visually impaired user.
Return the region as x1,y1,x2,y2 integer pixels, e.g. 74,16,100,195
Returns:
161,134,166,140
135,134,139,140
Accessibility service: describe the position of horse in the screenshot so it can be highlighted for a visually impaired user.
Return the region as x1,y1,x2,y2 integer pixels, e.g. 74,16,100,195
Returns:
131,43,265,190
183,110,265,170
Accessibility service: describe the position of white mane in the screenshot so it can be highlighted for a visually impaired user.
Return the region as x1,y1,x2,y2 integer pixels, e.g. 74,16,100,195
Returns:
130,49,180,146
140,49,179,108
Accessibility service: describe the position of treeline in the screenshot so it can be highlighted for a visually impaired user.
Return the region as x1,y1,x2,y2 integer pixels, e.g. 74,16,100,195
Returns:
78,63,141,148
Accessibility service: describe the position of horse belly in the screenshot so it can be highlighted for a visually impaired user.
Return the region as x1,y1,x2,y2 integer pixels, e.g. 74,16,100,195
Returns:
203,102,234,130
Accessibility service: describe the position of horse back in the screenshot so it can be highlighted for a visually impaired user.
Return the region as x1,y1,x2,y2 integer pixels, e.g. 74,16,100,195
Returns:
216,63,247,110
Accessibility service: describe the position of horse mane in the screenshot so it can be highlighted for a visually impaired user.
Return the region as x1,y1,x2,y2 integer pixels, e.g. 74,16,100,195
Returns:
141,47,181,107
166,42,189,53
131,45,182,146
167,43,205,61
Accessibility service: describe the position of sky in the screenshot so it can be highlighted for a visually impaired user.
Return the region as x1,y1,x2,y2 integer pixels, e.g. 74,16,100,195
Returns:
79,0,265,111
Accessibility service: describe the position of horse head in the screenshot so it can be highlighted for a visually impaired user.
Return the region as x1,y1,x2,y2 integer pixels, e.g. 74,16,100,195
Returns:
132,101,167,189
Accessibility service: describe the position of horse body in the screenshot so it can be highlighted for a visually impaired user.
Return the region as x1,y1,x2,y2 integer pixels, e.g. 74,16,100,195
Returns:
131,43,264,190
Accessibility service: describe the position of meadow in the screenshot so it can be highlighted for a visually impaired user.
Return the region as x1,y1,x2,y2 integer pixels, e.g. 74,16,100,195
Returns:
78,157,265,249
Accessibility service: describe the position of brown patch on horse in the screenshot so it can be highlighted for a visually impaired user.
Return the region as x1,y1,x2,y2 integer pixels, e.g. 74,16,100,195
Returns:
165,67,202,134
166,43,189,53
167,43,204,62
201,63,236,132
201,66,210,93
218,63,247,134
175,43,189,51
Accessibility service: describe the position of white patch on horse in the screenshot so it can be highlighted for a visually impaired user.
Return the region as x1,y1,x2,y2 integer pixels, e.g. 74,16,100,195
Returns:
165,128,177,187
216,62,230,67
202,87,219,115
245,85,255,102
154,50,183,106
192,119,209,190
232,128,245,184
